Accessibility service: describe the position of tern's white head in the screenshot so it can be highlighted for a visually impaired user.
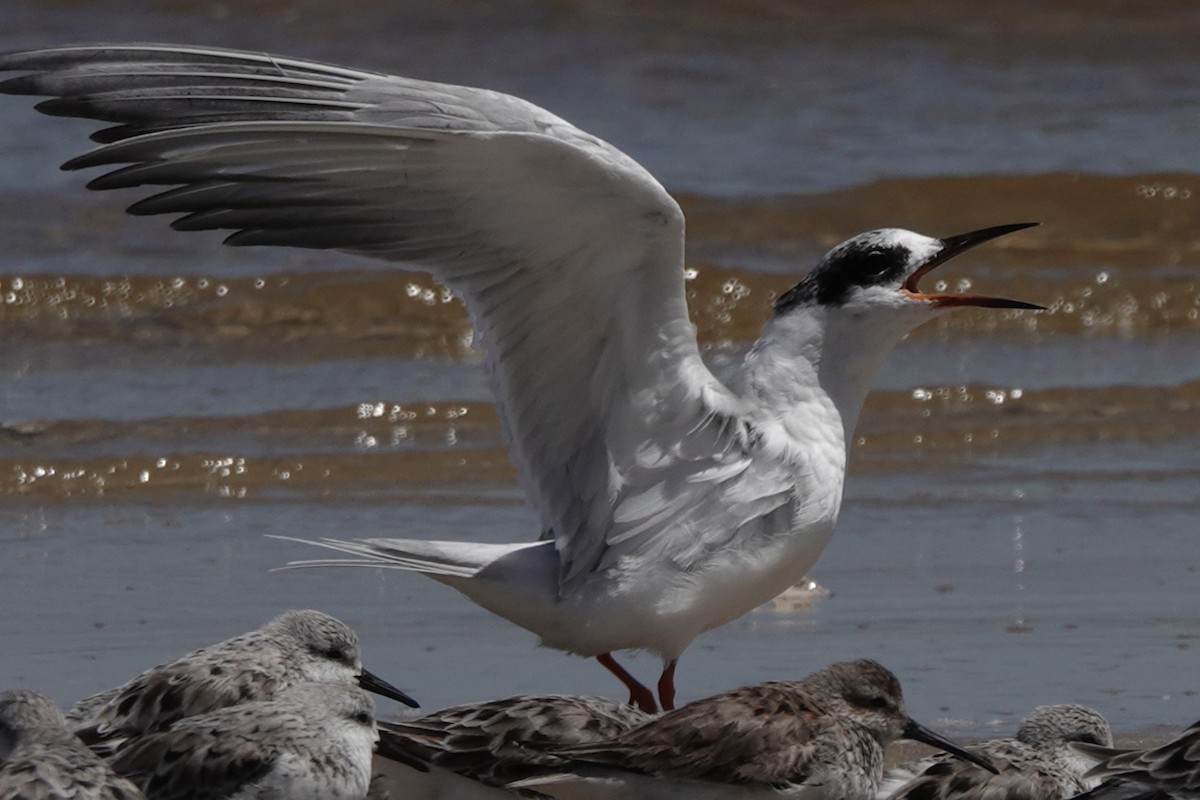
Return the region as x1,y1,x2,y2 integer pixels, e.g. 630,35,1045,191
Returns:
748,223,1041,439
774,222,1042,319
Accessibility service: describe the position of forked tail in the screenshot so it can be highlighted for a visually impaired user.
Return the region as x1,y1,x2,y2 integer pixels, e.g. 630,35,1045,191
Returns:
271,535,547,579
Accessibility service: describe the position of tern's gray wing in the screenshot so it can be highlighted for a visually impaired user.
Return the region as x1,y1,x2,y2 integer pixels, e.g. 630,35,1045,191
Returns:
0,43,749,593
541,681,836,786
379,694,649,786
107,703,288,800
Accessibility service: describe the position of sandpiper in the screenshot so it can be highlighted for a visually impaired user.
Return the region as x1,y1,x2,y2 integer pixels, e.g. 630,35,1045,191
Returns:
879,704,1113,800
0,689,144,800
109,682,378,800
66,609,414,752
505,659,996,800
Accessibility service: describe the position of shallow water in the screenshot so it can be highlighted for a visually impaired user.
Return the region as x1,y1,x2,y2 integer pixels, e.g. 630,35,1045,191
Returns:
1,0,1198,739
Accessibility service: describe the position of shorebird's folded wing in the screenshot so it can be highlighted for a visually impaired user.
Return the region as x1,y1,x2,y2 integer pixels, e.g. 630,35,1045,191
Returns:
543,681,830,787
0,44,747,594
108,706,281,800
378,694,648,787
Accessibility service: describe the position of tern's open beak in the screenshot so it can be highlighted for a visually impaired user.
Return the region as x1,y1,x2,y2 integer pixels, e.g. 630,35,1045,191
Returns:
903,222,1044,310
903,717,999,774
357,667,420,708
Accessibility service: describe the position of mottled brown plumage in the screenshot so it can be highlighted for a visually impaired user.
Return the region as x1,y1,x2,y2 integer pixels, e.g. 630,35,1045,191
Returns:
510,660,993,800
1072,718,1200,800
880,704,1113,800
380,694,649,786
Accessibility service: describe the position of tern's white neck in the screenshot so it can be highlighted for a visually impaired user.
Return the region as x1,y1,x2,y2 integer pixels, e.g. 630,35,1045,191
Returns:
740,306,920,449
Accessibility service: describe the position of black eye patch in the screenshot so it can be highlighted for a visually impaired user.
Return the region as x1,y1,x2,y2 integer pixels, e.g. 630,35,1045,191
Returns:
837,243,908,288
774,242,910,311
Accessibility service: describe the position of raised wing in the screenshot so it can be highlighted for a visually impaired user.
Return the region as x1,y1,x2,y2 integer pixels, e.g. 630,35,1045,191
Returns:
0,44,749,591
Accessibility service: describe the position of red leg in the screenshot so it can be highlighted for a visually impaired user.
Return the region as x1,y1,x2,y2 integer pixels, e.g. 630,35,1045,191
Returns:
596,653,658,713
657,659,677,711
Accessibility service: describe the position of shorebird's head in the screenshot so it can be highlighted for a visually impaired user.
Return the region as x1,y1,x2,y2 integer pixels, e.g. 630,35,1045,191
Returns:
273,609,419,708
774,222,1043,324
0,689,70,757
816,660,999,774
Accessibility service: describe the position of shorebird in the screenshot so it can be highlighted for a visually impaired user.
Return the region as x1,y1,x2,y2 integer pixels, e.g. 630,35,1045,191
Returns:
108,682,378,800
0,44,1041,712
65,609,415,752
878,704,1113,800
1069,717,1200,800
503,660,996,800
0,689,144,800
372,693,651,799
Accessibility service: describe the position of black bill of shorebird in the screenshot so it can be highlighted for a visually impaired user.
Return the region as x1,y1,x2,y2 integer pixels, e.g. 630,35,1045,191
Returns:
358,667,419,709
901,717,1000,775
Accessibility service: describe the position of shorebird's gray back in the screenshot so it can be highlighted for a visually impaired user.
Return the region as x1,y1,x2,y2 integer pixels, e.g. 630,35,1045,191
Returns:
109,682,377,800
68,609,366,747
0,689,144,800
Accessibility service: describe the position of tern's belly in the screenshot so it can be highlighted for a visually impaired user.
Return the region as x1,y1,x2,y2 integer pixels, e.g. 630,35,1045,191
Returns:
543,514,839,659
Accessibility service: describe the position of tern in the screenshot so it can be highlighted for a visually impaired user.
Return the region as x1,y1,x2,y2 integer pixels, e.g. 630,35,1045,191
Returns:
0,44,1042,713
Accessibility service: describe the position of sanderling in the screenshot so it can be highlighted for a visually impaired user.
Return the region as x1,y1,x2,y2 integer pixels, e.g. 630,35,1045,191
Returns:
67,609,414,752
108,682,377,800
879,703,1113,800
372,694,651,799
0,43,1041,712
1069,717,1200,800
503,659,995,800
0,689,143,800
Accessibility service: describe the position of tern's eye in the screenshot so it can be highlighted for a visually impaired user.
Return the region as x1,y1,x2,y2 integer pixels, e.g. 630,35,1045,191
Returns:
862,251,889,274
847,245,907,287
